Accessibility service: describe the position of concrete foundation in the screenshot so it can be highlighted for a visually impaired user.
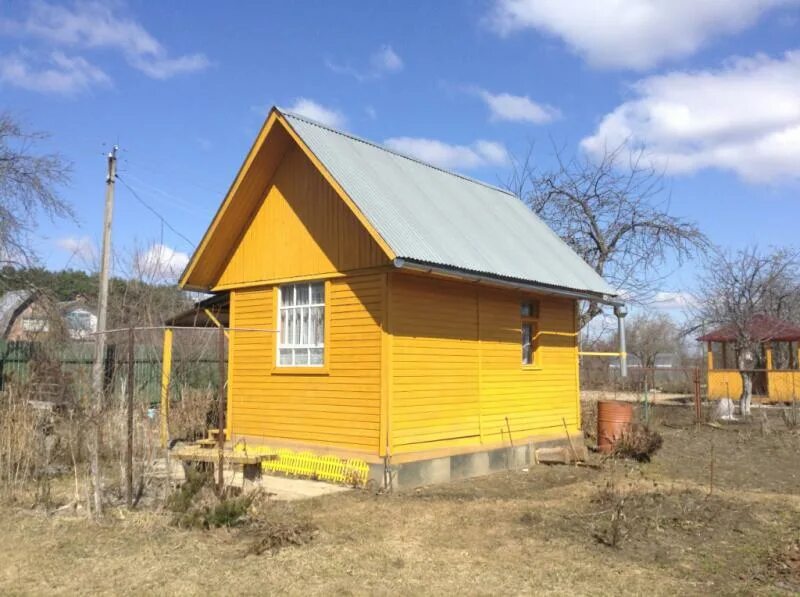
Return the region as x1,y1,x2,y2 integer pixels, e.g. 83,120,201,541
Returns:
373,436,579,490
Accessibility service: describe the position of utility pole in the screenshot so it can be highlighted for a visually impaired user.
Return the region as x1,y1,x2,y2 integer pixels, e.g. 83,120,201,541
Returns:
89,145,117,517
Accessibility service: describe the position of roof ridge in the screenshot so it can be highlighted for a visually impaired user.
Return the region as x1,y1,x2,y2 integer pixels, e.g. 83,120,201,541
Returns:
277,107,517,198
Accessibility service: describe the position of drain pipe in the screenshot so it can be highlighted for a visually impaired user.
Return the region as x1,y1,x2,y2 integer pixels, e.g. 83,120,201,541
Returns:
614,304,628,378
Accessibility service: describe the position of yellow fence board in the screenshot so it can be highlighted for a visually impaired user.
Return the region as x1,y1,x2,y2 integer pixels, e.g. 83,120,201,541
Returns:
234,443,370,486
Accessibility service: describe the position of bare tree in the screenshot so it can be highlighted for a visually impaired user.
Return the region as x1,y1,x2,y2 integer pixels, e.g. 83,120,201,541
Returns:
508,143,707,327
692,246,800,415
0,113,72,268
626,312,680,368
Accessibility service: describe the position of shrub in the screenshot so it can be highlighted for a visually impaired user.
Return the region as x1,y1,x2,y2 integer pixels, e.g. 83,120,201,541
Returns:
167,467,254,529
204,494,255,528
165,466,209,514
612,424,663,462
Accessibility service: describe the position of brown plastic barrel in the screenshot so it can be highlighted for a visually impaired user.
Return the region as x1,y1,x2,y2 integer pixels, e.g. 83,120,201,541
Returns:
597,400,634,453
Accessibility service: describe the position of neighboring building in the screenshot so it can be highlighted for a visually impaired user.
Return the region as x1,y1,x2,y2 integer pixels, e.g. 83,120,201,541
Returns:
59,297,98,340
698,314,800,402
179,107,619,486
0,290,97,342
0,290,39,341
610,353,680,369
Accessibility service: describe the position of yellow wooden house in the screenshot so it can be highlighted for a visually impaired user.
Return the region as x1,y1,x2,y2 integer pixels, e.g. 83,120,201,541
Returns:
179,107,619,486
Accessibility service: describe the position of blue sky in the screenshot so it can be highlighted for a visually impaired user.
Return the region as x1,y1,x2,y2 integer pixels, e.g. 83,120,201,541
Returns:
1,1,800,313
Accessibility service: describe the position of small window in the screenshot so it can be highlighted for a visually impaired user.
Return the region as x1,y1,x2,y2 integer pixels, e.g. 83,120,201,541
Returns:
278,282,325,367
22,318,49,333
522,323,534,365
521,299,540,366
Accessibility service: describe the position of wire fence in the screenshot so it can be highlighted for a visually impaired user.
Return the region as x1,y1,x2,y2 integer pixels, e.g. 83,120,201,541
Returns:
581,360,704,394
0,336,223,408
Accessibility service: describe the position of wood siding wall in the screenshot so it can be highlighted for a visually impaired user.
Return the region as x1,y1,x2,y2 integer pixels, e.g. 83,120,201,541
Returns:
708,369,800,402
215,145,387,290
388,273,580,454
229,273,384,453
707,370,744,399
766,371,800,401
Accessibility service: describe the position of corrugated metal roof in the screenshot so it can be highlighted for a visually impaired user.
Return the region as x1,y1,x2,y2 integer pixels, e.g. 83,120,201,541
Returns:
697,314,800,342
281,110,616,297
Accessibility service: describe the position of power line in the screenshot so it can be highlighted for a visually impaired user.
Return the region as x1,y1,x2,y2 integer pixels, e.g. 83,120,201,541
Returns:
115,174,196,249
120,157,226,197
117,170,200,213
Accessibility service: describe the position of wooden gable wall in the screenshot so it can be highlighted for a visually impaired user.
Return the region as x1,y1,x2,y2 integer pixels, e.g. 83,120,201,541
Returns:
214,144,388,290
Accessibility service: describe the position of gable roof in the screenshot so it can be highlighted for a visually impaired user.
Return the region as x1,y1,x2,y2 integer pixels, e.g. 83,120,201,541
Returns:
181,107,616,299
0,290,36,340
697,314,800,343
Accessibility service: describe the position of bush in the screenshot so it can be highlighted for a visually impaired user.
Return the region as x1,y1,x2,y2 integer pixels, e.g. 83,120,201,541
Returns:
202,494,255,528
165,466,209,514
612,424,663,462
167,467,254,529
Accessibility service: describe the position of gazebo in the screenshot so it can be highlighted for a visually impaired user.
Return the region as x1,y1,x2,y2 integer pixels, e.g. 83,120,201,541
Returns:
698,314,800,403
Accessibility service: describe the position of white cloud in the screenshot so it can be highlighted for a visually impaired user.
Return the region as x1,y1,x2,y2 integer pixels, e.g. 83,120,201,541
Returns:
487,0,798,70
383,137,509,171
2,1,209,84
581,50,800,182
476,89,560,124
651,291,696,310
127,52,209,80
0,50,110,94
370,45,403,73
133,244,189,281
285,98,347,129
56,235,97,263
326,44,403,80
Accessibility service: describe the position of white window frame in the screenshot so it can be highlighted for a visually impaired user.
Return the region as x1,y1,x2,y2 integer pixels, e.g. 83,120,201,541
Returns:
22,317,49,333
277,281,325,367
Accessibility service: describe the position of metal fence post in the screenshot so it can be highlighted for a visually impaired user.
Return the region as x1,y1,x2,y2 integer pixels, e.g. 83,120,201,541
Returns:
693,367,702,425
217,324,226,495
126,326,134,508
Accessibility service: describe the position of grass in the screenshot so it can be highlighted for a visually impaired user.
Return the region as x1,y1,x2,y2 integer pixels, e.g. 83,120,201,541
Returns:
0,404,798,595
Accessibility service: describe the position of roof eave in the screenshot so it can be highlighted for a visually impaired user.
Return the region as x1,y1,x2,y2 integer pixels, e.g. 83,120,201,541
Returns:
393,258,621,305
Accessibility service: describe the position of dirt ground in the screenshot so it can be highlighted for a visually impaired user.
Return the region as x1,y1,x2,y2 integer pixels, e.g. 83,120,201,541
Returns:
1,403,799,596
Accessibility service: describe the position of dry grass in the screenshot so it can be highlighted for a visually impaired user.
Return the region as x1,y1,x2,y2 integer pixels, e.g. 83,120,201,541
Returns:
0,383,83,508
169,388,214,443
0,404,798,595
764,538,800,593
0,374,212,514
0,386,41,498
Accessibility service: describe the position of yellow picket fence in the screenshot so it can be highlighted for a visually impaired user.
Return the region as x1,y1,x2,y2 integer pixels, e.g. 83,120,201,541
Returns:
233,443,370,487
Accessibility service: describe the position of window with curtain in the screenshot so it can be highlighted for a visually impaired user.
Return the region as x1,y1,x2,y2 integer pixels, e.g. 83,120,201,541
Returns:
278,281,325,366
521,299,540,366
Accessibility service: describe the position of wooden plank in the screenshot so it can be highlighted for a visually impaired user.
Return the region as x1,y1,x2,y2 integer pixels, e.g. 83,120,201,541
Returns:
171,446,278,465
